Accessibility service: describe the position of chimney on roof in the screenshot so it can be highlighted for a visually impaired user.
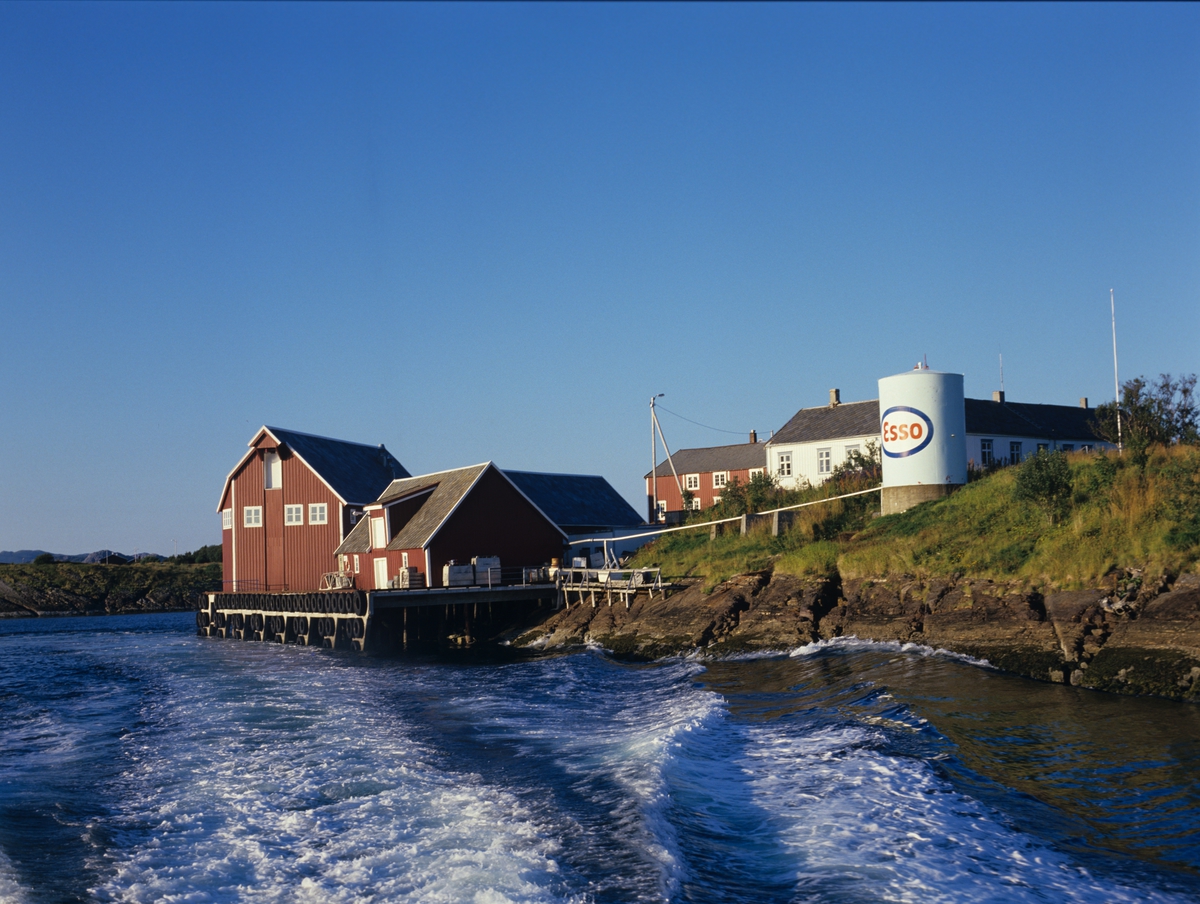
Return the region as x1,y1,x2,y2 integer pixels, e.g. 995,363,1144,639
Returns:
829,388,840,407
749,430,757,444
993,390,1005,403
1080,397,1088,408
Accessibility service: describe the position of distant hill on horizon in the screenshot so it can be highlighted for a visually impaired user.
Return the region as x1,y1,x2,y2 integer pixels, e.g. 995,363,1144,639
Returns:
0,549,161,564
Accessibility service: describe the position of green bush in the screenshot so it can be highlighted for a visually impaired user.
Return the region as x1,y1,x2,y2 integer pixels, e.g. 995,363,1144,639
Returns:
1014,450,1074,524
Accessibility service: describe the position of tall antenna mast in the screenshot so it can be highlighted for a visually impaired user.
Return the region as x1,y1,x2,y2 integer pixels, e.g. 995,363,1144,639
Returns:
1110,288,1123,454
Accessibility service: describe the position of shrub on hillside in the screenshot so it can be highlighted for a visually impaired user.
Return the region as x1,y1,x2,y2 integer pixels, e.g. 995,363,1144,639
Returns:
1014,450,1074,524
1093,373,1198,466
33,553,56,565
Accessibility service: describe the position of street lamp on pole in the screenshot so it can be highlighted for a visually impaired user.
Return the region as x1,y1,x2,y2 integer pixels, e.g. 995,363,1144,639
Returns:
651,394,664,522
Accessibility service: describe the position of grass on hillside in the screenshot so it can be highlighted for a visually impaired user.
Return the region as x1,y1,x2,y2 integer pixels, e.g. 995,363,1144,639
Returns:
631,446,1200,590
630,476,880,589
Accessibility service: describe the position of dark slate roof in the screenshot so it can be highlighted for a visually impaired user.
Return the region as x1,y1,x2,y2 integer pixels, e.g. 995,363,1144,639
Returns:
267,426,410,505
505,471,644,530
336,463,491,554
762,398,1104,445
766,400,879,446
964,399,1102,442
645,443,767,479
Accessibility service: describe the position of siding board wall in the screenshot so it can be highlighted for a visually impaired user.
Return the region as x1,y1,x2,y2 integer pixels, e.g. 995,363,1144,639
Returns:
232,450,266,591
428,468,563,587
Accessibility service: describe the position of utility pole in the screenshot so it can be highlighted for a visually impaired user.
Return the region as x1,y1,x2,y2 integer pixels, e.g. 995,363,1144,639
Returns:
651,394,663,522
1111,288,1123,454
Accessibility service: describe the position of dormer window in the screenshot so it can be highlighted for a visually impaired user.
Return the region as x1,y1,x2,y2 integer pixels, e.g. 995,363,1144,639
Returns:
371,517,387,549
264,450,282,489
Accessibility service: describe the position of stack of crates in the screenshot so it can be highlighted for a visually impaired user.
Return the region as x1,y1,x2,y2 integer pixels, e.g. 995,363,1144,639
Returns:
472,556,501,586
443,562,475,587
396,566,424,589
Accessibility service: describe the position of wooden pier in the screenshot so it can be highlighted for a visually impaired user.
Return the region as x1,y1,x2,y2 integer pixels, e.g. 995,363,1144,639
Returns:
195,569,666,651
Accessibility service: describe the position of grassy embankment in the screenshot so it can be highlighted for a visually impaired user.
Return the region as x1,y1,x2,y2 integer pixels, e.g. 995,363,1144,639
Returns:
0,560,221,612
631,445,1200,591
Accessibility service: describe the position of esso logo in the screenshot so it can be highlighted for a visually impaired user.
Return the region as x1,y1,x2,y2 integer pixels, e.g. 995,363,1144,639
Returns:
881,406,934,458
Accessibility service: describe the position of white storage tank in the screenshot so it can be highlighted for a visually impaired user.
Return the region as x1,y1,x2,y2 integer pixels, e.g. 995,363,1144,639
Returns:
878,365,967,515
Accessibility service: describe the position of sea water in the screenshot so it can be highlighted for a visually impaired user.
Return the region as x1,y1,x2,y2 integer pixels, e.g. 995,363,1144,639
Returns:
3,613,1200,903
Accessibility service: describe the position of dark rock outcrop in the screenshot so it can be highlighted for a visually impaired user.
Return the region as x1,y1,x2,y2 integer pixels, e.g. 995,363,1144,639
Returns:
514,568,1200,701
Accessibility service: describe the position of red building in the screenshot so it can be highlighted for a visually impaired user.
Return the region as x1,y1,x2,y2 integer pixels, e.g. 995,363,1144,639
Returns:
644,435,767,520
217,426,409,592
335,462,567,589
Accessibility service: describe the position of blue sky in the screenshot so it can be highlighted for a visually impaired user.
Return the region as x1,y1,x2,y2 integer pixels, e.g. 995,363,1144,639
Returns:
1,3,1197,555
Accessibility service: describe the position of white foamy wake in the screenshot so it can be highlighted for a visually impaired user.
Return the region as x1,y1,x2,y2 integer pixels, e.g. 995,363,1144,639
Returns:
0,846,30,904
789,634,995,668
88,650,575,904
446,653,724,902
740,719,1191,904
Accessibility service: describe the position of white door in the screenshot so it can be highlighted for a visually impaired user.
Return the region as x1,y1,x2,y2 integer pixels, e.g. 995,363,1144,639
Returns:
374,557,389,590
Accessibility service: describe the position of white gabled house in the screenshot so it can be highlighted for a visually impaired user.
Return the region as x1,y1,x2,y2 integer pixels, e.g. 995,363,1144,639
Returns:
766,388,1114,490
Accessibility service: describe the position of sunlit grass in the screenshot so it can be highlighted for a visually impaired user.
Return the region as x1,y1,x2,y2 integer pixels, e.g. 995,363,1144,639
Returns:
632,446,1200,589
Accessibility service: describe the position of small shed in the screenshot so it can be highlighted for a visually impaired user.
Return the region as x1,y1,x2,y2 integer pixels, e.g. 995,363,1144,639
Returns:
335,462,567,590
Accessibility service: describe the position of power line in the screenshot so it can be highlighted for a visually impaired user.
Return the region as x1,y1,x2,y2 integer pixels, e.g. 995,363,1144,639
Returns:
654,404,749,437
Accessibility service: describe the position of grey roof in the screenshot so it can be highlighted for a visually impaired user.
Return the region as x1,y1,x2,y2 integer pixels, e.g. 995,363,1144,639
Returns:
505,471,644,529
766,401,879,447
335,463,490,554
764,398,1104,446
964,399,1102,442
267,426,410,505
645,442,767,479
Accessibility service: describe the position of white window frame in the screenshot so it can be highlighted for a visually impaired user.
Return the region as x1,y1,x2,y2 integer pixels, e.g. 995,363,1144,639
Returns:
980,439,994,466
712,495,722,506
712,471,728,489
222,509,233,530
656,500,667,513
817,448,832,475
371,517,386,549
284,504,304,526
844,444,859,458
685,474,700,492
749,468,764,480
402,551,410,568
264,451,282,489
243,506,262,528
690,497,702,511
1010,441,1023,463
353,554,360,574
309,503,328,525
777,453,792,478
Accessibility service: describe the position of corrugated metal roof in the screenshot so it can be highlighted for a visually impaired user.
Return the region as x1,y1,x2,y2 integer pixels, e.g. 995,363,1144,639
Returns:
767,401,879,447
644,442,767,479
266,426,410,505
505,471,643,529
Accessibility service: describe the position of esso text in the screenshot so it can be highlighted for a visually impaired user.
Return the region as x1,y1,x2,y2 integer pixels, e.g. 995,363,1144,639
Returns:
880,406,934,459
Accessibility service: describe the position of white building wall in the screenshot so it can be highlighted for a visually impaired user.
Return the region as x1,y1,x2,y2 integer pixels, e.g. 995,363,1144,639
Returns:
966,433,1111,468
769,434,877,489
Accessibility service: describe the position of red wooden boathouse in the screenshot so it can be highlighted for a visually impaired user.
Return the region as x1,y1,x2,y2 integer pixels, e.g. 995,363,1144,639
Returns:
217,426,409,592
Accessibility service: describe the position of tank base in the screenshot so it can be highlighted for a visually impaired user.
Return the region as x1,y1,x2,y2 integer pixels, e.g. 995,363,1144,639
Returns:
882,483,961,516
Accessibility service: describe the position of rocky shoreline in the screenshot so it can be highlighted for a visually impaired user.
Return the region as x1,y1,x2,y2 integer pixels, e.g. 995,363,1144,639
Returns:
513,569,1200,702
0,571,211,618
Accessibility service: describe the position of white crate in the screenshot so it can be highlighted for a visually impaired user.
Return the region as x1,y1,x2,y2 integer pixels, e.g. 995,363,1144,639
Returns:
443,563,474,587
